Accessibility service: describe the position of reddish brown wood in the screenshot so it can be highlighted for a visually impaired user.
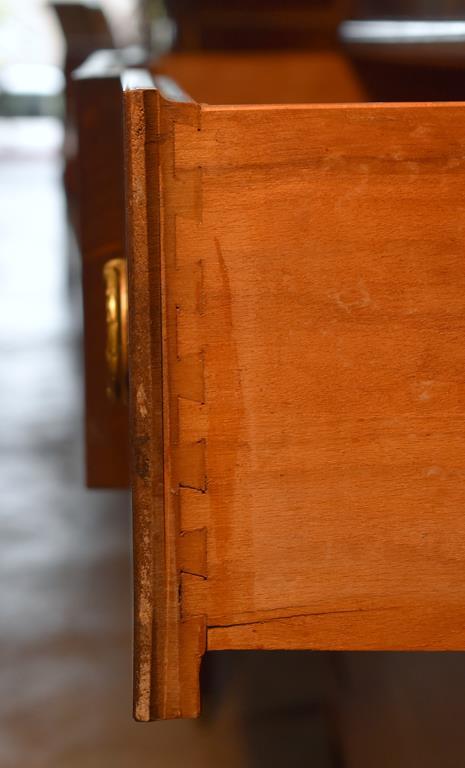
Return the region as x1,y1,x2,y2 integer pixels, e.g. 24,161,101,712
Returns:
164,0,353,50
208,604,465,651
74,66,129,487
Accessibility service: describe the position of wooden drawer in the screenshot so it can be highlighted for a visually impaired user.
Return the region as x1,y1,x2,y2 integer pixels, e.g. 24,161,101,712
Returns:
76,51,465,720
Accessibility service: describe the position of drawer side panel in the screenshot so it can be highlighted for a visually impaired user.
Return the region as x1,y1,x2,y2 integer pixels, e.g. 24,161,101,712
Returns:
174,102,465,646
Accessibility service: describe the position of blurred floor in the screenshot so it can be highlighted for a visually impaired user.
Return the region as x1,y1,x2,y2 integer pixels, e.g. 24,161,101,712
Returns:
0,118,338,768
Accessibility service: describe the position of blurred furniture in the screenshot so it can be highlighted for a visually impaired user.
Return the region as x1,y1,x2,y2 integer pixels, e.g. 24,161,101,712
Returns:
50,2,115,71
165,0,353,50
355,0,465,16
75,34,465,723
341,17,465,100
50,2,115,230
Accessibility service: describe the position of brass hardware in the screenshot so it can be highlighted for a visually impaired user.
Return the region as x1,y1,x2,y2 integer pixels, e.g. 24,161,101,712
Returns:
103,258,128,402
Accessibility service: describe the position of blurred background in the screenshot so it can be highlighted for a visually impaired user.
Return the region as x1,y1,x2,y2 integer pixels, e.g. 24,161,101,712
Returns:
2,1,465,767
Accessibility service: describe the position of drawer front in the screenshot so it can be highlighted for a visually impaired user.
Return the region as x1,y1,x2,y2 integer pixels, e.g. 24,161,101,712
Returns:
125,89,465,719
75,74,129,488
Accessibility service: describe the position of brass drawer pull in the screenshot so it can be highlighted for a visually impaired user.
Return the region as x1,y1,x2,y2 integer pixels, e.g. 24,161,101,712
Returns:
103,258,128,402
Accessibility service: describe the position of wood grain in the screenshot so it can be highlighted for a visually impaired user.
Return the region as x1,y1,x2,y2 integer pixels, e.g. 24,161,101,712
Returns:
174,101,465,639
